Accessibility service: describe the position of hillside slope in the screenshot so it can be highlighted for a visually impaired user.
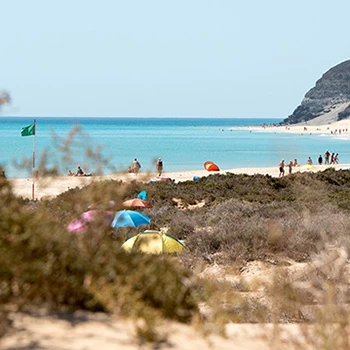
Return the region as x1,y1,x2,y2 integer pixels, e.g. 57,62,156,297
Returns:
284,60,350,124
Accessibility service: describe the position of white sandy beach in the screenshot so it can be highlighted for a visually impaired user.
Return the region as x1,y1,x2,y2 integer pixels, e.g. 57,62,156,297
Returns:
7,163,350,200
241,114,350,135
6,118,350,200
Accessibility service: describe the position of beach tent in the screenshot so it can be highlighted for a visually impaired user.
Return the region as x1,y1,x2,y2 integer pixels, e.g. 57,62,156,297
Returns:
204,161,220,172
121,230,184,254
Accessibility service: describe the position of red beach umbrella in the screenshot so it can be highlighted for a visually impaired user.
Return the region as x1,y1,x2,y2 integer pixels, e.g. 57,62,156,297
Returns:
204,161,220,172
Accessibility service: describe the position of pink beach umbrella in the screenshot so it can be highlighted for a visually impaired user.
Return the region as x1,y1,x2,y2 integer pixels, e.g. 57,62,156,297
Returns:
67,210,114,233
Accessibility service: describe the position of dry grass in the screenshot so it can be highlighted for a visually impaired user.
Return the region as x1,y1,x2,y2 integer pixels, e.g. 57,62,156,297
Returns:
0,164,349,347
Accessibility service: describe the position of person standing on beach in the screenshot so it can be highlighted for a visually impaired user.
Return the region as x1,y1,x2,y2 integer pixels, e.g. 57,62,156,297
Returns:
279,159,285,177
324,150,330,164
156,158,163,176
334,153,339,164
132,158,141,174
288,160,293,174
318,155,323,165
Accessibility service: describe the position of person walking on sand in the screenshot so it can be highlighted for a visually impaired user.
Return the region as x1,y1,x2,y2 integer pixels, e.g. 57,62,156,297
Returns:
334,153,339,164
279,159,285,177
288,160,293,174
156,158,163,176
132,158,141,174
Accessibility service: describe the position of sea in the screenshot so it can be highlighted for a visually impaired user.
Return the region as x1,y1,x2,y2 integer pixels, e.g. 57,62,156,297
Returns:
0,117,349,178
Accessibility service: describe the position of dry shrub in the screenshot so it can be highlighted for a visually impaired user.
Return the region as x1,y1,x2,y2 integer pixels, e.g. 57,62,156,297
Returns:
0,179,201,341
184,199,350,264
267,247,350,349
168,211,195,240
2,146,350,345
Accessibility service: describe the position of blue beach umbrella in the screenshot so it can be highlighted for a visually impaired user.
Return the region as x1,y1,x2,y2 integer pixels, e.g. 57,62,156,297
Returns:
111,210,151,228
137,190,147,200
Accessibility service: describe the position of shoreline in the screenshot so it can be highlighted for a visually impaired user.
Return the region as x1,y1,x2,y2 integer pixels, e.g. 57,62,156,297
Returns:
8,163,350,200
6,119,350,200
239,117,350,136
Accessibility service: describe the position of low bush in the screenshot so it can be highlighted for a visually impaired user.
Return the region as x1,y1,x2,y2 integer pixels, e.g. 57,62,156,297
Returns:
1,168,350,345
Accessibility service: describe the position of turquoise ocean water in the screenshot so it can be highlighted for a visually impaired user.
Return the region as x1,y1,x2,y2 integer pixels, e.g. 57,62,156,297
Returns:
0,117,349,178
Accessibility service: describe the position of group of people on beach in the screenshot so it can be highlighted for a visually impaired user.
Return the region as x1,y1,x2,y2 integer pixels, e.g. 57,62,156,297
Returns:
67,158,164,177
310,150,339,166
279,149,340,177
127,158,164,176
67,166,92,177
278,159,299,177
321,150,339,165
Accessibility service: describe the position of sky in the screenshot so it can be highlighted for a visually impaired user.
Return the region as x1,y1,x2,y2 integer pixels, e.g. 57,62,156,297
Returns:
1,0,350,119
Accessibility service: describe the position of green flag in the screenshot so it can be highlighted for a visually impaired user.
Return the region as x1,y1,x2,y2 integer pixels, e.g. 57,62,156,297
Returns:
21,123,35,136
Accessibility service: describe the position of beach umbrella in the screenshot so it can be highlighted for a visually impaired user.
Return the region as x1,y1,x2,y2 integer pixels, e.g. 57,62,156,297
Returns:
67,210,114,233
302,164,317,170
137,190,147,200
123,198,152,208
204,161,220,172
121,230,184,254
111,210,151,228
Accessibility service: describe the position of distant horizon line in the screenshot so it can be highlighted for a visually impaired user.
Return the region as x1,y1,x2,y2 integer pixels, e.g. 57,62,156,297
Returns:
0,115,283,120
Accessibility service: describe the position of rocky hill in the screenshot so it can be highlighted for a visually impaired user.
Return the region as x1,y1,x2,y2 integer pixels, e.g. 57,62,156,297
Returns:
283,60,350,125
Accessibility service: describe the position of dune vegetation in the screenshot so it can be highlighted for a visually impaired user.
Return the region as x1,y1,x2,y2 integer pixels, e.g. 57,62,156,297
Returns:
0,168,349,348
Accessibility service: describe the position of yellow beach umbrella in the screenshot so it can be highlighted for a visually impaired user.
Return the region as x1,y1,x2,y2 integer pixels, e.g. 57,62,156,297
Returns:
121,230,184,254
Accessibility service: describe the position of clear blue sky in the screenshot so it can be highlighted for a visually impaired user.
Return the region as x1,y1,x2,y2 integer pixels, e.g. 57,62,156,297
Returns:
1,0,350,118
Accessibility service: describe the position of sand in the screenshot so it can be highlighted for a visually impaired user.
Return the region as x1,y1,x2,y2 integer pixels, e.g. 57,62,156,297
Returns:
0,310,308,350
5,117,349,200
7,163,350,200
6,164,349,200
3,256,348,349
240,115,350,135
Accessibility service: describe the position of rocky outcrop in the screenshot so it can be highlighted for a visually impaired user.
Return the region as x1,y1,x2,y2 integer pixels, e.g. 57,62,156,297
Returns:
283,60,350,124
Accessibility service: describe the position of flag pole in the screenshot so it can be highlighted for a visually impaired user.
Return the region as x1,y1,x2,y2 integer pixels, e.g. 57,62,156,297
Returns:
32,119,36,200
